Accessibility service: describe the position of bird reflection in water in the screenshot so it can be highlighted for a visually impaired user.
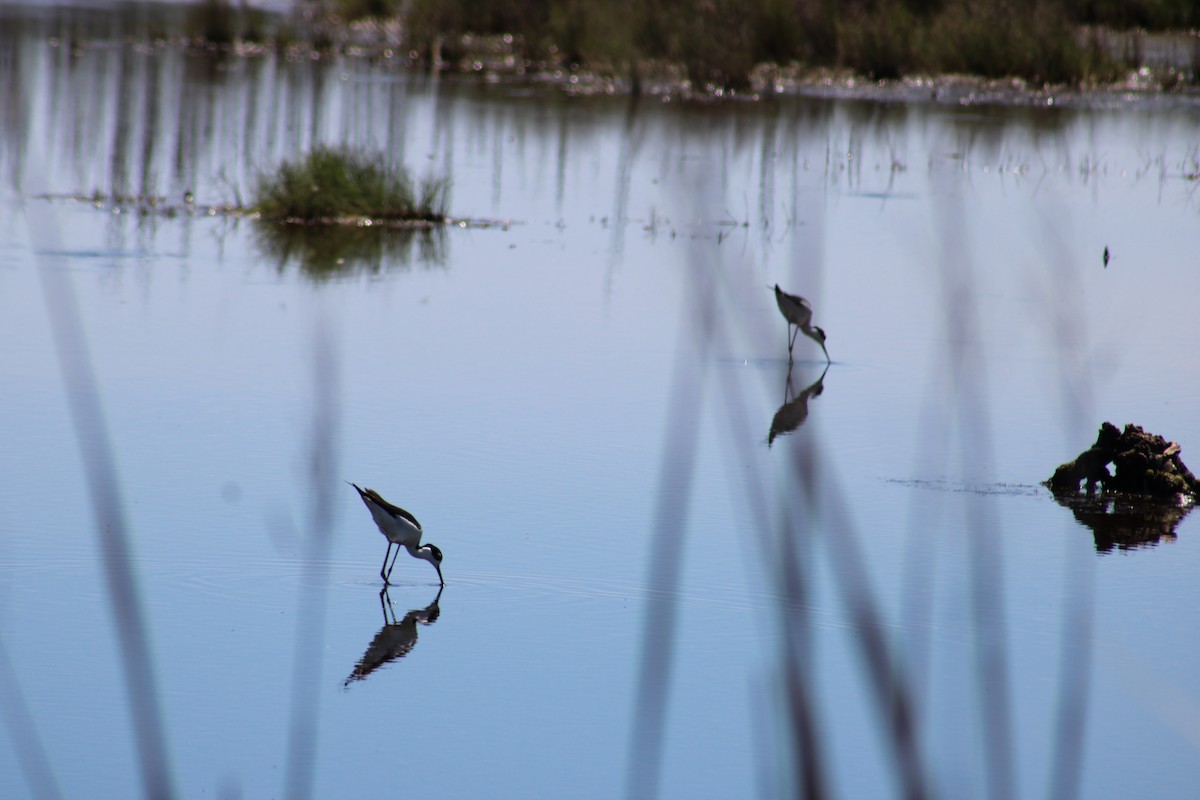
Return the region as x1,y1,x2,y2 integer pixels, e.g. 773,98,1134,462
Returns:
1049,491,1194,553
768,362,828,447
344,586,443,688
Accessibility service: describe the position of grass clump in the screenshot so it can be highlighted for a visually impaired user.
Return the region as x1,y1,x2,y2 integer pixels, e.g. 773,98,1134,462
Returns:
254,146,450,224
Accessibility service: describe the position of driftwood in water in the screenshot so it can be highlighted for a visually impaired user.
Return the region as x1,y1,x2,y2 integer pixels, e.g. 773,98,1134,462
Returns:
1047,422,1200,500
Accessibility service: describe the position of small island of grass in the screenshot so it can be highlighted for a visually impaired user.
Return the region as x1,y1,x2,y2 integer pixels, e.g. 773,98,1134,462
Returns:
253,146,450,225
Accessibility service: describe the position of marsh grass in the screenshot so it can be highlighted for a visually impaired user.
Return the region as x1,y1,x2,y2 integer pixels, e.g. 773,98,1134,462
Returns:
253,146,450,224
332,0,395,20
174,0,1187,88
186,0,236,45
184,0,268,45
396,0,1124,89
923,1,1113,84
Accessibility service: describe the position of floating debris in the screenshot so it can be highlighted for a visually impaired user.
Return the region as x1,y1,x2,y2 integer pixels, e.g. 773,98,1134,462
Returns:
1047,422,1199,500
1047,422,1197,551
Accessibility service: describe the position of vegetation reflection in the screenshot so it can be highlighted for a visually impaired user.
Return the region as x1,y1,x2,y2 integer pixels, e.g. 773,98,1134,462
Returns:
254,222,446,277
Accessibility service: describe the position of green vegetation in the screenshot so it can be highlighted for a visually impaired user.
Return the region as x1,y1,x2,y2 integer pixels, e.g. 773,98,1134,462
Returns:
186,0,236,45
185,0,268,45
334,0,404,21
253,146,450,224
380,0,1131,88
1064,0,1200,29
394,0,1122,87
180,0,1200,90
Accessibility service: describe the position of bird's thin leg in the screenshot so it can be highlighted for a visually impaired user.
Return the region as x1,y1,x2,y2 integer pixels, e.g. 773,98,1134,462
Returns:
385,546,401,581
380,542,394,584
788,324,799,352
379,586,398,625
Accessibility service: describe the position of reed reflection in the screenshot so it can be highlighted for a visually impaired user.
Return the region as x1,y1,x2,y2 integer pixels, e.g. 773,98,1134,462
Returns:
767,362,827,447
343,586,442,688
1050,492,1193,553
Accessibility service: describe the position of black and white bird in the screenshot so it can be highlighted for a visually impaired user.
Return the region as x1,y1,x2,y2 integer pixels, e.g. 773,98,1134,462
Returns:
349,483,444,585
773,284,830,363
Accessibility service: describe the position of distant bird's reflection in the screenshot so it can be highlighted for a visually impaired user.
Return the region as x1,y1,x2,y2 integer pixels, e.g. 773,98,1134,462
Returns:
1049,490,1193,553
344,586,442,688
768,362,828,447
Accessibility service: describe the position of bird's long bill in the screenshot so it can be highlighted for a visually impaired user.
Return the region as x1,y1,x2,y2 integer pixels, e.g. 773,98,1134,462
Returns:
434,561,444,586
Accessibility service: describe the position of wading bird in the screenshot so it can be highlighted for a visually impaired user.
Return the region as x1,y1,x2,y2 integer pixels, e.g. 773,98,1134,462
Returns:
773,284,830,363
349,483,444,586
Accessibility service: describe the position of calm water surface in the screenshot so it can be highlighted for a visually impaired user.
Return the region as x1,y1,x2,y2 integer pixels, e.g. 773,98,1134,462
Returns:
2,4,1200,798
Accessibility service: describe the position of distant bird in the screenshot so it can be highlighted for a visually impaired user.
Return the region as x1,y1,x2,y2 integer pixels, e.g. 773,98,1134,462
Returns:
1103,246,1110,268
773,284,830,363
349,483,444,585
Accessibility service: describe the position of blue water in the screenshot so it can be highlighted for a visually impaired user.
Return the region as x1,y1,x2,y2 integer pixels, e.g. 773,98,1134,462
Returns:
3,4,1200,798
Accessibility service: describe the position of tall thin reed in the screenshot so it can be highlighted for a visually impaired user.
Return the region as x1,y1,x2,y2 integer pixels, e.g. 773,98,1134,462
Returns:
31,178,176,800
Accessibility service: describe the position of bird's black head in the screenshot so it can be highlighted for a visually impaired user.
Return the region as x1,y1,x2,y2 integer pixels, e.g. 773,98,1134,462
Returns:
812,325,827,343
425,544,445,586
